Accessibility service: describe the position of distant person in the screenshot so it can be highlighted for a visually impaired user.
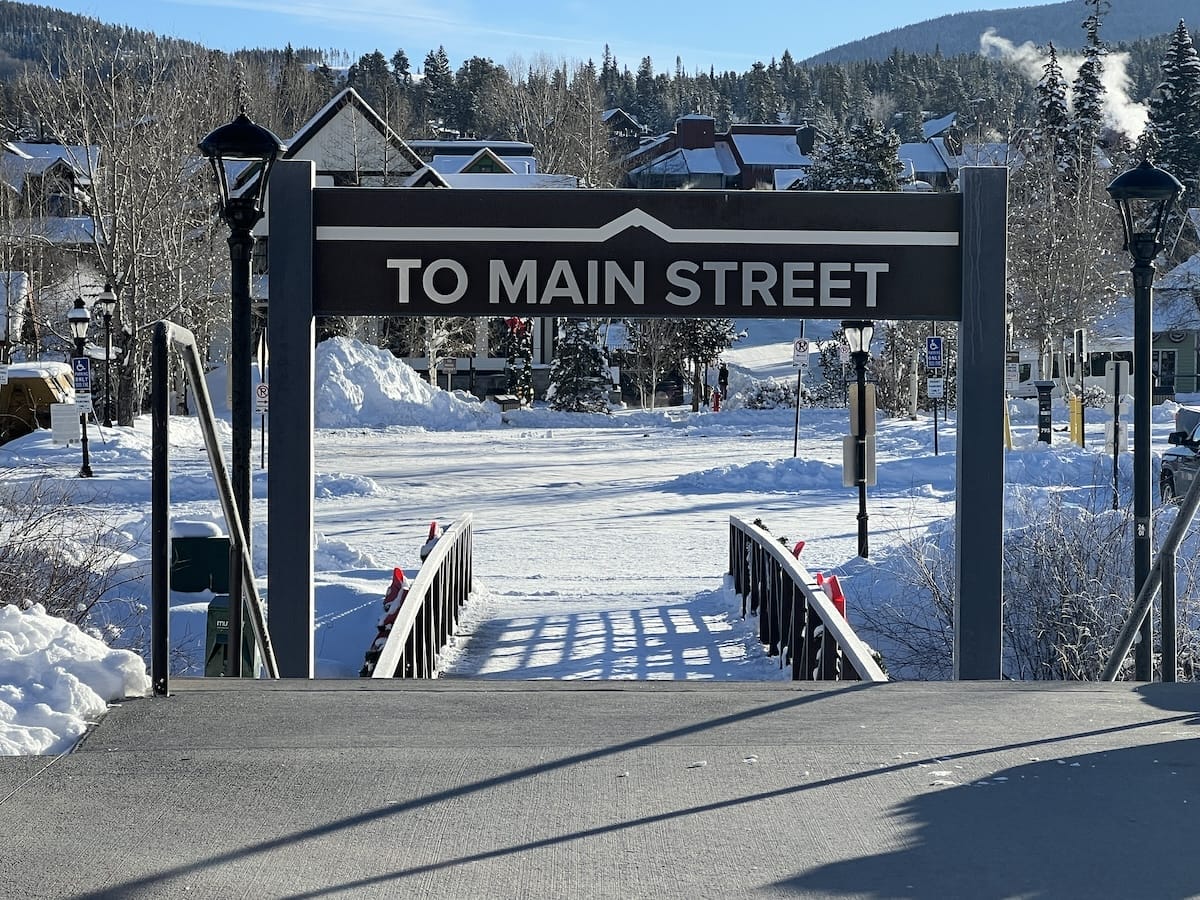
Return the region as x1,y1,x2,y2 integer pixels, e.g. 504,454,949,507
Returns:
718,363,729,398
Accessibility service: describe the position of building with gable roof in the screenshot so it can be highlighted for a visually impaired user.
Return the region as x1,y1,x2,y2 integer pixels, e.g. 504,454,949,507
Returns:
623,115,823,191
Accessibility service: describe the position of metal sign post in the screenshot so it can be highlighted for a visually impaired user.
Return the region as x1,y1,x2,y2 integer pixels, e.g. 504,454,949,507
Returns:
792,333,808,458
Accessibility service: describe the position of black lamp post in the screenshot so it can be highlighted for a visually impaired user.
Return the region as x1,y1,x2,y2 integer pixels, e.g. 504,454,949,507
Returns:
843,319,875,558
67,297,93,478
200,111,286,677
94,283,117,428
1107,158,1182,681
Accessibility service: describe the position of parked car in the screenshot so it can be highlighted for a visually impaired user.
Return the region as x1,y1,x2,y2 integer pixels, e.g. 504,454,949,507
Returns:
1161,405,1200,502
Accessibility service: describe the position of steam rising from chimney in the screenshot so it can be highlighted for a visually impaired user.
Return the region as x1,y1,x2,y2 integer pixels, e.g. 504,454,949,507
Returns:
979,28,1149,140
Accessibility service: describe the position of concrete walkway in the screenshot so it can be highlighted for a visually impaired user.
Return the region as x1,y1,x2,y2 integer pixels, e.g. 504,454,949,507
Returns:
2,679,1198,899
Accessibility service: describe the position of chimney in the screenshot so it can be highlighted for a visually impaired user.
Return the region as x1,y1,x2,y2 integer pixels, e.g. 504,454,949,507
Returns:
677,116,715,150
797,125,817,155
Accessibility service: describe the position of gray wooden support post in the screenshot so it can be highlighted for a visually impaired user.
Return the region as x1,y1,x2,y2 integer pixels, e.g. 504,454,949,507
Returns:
267,159,317,677
955,166,1008,679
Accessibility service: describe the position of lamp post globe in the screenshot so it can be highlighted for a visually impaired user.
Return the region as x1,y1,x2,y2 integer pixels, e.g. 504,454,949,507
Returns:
67,297,93,478
1106,158,1182,682
94,283,117,428
842,320,875,558
199,111,286,678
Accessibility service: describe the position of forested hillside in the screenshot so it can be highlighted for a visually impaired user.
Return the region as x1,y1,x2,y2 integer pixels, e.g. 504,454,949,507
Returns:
807,0,1185,63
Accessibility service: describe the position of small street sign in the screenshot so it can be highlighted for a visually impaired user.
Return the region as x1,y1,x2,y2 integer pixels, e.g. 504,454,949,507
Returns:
925,336,944,369
75,390,93,413
1005,351,1020,391
438,357,458,372
0,364,8,385
50,402,77,443
927,377,945,399
255,382,269,414
792,338,809,367
72,356,91,392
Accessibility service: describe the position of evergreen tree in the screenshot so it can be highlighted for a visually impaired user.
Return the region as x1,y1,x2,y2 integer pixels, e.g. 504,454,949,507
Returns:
548,318,610,413
1071,0,1107,165
391,49,412,87
1147,20,1200,208
1035,43,1073,179
745,61,781,124
418,45,456,134
805,118,903,191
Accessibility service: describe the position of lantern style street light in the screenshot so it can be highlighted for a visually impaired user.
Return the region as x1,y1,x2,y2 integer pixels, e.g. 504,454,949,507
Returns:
1106,158,1183,681
843,319,875,558
199,111,286,677
67,297,93,478
94,283,117,428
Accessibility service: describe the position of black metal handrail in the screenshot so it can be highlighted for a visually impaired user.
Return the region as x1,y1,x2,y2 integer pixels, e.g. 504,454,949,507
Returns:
729,515,886,682
371,515,474,678
151,320,279,695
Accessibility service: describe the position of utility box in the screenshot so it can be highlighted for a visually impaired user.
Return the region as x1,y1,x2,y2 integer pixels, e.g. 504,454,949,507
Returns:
205,594,257,677
170,525,230,593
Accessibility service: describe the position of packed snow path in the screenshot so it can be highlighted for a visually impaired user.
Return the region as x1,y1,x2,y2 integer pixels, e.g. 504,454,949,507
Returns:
312,413,953,679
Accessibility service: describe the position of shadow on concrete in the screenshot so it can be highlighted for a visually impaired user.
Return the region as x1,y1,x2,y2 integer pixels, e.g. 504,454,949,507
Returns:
70,688,1200,900
776,737,1200,898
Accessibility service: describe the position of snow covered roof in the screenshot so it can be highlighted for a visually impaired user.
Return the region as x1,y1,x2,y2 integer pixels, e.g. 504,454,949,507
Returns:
728,132,810,167
5,360,71,379
945,140,1023,168
775,170,807,190
622,132,672,164
437,173,578,189
630,147,731,178
899,142,950,177
408,139,536,157
1157,253,1200,294
430,147,538,175
6,215,95,245
1093,281,1200,338
922,112,957,140
11,142,99,175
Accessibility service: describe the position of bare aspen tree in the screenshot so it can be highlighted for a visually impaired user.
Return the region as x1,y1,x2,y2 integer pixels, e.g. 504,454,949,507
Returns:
20,31,224,423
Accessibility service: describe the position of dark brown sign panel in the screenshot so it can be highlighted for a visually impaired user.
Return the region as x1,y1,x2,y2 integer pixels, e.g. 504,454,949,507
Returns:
312,188,963,320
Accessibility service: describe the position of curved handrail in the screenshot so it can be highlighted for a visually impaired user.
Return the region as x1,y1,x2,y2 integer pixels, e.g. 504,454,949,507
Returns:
371,514,474,678
729,515,886,682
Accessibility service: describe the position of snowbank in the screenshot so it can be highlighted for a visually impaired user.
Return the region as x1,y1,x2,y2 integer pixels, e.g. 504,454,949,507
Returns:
314,337,499,430
0,604,150,756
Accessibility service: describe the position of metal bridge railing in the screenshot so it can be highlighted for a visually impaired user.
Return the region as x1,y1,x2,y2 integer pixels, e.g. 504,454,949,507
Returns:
371,515,474,678
151,320,279,695
729,515,886,682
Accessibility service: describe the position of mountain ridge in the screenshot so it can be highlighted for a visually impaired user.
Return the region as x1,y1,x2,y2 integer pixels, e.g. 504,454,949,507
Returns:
805,0,1187,64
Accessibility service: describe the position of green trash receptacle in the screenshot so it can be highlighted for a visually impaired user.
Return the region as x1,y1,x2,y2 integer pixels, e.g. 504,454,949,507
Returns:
171,530,231,593
204,594,257,677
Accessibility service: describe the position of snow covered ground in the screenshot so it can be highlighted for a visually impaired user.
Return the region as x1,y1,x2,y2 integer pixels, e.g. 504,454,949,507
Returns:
1,320,1195,754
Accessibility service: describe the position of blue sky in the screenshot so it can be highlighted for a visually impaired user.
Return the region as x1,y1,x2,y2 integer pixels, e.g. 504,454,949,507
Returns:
44,0,1059,71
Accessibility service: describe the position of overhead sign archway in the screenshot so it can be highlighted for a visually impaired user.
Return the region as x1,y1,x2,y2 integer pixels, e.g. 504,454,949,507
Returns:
267,161,1008,680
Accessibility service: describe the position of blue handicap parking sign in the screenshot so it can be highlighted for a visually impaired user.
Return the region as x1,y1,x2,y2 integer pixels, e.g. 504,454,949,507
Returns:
925,336,943,369
72,356,92,390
